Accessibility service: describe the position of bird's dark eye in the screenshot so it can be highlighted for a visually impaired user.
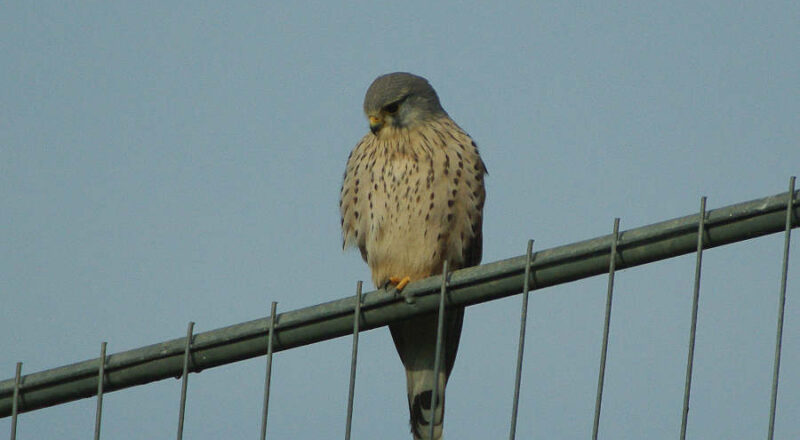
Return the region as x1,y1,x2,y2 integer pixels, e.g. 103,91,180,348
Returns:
384,101,400,114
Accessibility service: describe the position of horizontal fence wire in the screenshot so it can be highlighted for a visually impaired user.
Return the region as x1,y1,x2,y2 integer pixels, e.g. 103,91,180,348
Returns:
1,187,798,418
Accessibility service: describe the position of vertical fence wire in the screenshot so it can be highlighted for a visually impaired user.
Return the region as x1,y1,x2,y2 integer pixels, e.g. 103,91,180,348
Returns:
9,362,21,440
509,239,534,440
429,260,449,440
680,197,707,440
260,302,278,440
94,342,107,440
344,282,363,440
176,322,194,440
592,218,620,440
767,176,796,440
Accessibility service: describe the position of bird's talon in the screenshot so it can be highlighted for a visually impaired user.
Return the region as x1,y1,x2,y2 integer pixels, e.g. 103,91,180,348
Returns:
393,276,411,291
386,276,414,302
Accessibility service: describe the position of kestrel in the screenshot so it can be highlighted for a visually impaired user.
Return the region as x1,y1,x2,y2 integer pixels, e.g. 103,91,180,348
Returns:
340,72,487,439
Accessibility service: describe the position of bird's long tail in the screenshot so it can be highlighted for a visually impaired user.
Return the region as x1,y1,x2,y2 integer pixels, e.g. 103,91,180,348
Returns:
390,306,464,440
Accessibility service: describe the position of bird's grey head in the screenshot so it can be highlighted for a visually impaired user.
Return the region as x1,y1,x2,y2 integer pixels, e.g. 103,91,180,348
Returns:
363,72,446,135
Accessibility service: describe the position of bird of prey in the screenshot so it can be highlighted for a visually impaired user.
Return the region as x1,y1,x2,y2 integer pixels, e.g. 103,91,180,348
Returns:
340,72,487,439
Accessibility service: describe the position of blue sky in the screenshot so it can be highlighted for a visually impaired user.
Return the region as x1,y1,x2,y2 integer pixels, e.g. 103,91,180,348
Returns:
2,2,798,439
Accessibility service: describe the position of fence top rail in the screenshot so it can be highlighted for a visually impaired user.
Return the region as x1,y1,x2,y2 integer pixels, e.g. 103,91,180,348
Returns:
1,186,797,417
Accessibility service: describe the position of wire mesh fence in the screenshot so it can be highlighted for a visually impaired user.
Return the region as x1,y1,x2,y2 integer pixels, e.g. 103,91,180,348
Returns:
2,179,797,439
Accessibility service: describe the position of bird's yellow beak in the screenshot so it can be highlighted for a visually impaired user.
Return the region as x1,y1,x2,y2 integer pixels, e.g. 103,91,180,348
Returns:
369,115,383,134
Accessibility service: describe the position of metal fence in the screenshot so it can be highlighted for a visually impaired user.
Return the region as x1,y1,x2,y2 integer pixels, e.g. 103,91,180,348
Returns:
2,178,797,439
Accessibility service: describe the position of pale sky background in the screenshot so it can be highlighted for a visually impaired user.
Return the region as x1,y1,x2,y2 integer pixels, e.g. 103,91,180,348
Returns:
2,2,799,439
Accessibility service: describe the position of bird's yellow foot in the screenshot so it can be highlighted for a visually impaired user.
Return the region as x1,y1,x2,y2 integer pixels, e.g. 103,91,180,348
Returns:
386,276,415,304
389,276,411,291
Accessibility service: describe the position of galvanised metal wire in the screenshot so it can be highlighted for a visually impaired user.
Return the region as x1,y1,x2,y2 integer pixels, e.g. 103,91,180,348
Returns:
680,197,707,440
344,283,362,440
592,218,620,440
94,342,107,440
429,260,449,440
260,302,277,440
9,363,20,440
508,239,534,440
768,176,796,440
176,322,194,440
1,182,797,440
